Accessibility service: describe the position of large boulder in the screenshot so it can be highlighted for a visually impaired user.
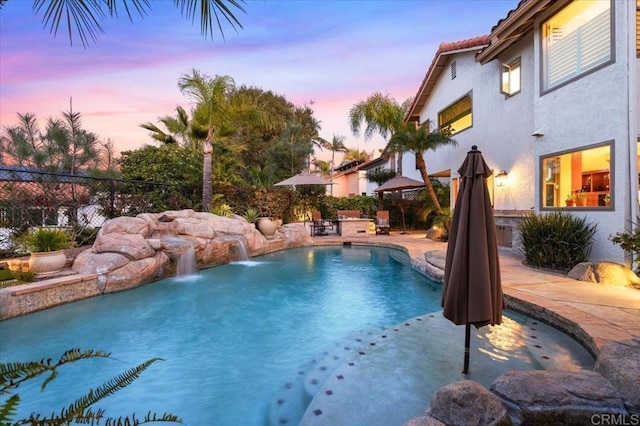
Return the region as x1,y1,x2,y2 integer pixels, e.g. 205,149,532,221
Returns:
103,252,170,293
594,338,640,414
425,380,511,426
491,370,628,424
93,233,155,260
72,250,130,276
568,262,640,288
100,216,150,237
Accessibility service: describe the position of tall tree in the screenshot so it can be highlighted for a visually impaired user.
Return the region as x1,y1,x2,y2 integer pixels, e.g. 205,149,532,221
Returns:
178,70,236,211
0,106,103,174
348,92,411,175
178,69,270,209
386,122,457,212
323,134,347,195
0,0,246,48
312,159,331,178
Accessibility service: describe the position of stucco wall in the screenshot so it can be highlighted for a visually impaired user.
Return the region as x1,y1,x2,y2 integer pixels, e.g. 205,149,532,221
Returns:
529,0,632,263
402,1,637,265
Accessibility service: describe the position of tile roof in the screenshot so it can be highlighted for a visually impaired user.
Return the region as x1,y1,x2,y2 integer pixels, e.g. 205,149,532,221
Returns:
404,35,490,123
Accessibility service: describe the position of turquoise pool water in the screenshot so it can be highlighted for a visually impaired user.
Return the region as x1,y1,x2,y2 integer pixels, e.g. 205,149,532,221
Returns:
0,246,592,424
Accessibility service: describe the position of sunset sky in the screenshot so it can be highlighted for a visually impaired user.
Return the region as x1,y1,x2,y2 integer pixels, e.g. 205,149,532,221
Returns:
0,0,519,161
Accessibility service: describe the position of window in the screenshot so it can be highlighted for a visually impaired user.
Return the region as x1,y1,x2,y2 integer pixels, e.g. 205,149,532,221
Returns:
451,61,457,79
501,57,521,96
542,0,613,92
636,1,639,56
438,94,472,135
540,142,612,209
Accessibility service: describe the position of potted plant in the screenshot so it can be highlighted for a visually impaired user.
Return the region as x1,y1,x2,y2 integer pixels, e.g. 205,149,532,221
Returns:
575,191,587,207
255,190,287,237
242,207,260,225
565,193,575,207
604,193,611,206
19,227,74,274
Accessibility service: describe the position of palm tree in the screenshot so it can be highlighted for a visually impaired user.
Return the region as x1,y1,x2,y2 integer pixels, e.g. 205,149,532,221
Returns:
140,106,195,148
344,148,370,163
178,70,236,211
348,92,411,175
386,122,457,212
323,134,347,195
0,0,246,48
312,159,331,178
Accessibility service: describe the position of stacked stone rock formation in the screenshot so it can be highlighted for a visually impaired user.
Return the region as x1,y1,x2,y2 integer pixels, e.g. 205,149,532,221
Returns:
72,209,312,293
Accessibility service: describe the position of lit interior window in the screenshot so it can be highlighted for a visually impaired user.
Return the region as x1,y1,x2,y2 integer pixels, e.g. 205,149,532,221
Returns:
438,95,472,135
542,0,612,91
501,58,521,96
541,143,612,208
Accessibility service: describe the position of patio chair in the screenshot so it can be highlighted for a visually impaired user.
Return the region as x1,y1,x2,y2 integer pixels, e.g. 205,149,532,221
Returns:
312,210,333,236
375,210,390,235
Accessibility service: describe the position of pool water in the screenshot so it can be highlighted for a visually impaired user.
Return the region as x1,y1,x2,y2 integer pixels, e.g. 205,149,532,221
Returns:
0,246,592,425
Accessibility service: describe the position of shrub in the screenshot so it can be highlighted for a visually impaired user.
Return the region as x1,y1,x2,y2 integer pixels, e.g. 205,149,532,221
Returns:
518,211,597,272
242,207,260,223
13,269,37,283
610,220,640,269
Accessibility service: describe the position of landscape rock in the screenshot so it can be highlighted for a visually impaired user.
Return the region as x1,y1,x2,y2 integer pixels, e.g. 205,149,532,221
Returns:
491,369,628,424
425,227,444,240
99,216,150,237
426,380,511,426
93,233,155,260
72,251,130,276
103,252,170,293
70,210,312,294
594,338,640,414
403,416,444,426
568,261,640,288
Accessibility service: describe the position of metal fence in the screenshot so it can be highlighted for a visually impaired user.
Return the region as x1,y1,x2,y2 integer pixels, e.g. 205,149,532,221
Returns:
0,166,200,257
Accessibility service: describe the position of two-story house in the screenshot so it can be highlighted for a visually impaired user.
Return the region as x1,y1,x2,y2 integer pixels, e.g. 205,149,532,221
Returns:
402,0,638,265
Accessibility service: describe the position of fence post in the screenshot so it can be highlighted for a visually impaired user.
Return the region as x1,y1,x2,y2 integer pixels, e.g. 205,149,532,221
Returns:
109,179,115,219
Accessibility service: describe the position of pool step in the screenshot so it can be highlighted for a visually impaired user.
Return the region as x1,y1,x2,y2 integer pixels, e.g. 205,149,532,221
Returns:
267,329,388,426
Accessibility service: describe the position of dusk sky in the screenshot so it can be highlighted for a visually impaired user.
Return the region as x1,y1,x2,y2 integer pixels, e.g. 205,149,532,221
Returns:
0,0,519,161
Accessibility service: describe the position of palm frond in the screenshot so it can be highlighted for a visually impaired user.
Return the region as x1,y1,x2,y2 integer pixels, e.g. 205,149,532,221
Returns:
34,0,105,47
57,357,164,420
176,0,245,41
0,394,20,422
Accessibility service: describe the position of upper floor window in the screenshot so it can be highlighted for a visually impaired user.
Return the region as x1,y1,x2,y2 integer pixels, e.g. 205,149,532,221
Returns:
542,0,613,92
451,61,457,79
438,94,472,135
540,142,612,209
501,57,521,96
636,1,639,56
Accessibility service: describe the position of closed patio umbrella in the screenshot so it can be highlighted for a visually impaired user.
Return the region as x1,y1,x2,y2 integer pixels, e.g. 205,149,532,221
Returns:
442,145,504,374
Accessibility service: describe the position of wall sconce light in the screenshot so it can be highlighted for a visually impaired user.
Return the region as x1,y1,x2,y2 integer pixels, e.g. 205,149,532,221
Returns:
495,170,508,187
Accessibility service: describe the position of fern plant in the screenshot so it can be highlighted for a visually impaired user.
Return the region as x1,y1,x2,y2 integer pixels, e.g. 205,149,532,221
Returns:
0,349,182,425
518,211,597,272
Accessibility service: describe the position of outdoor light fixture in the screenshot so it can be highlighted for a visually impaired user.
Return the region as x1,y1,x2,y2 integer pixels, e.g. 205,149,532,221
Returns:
495,170,508,187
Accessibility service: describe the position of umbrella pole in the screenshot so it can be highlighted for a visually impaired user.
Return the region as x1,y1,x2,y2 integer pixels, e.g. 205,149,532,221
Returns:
462,324,470,374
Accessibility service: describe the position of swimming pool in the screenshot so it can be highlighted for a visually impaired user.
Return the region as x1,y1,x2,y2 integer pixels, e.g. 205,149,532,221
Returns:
0,246,592,424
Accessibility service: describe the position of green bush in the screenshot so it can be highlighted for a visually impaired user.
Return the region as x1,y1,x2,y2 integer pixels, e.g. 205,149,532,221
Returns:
18,227,74,253
610,219,640,269
518,211,597,272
